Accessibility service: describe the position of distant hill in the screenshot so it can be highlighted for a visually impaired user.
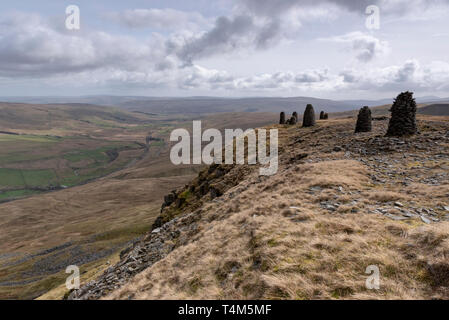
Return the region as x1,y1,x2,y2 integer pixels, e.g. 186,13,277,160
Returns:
417,104,449,116
0,102,148,131
2,95,448,116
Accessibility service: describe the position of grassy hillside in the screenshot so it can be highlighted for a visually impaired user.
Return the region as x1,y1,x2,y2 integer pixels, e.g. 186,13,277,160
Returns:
69,114,449,300
0,103,275,299
418,104,449,116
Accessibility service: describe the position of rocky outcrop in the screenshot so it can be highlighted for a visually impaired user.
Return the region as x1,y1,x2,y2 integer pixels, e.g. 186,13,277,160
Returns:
355,106,372,133
386,91,417,136
160,191,177,212
68,162,252,300
153,163,247,229
68,210,203,300
302,104,316,127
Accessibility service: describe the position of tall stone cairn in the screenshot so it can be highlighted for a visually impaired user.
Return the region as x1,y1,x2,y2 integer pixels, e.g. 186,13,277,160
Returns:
280,112,286,124
302,104,316,127
386,91,417,136
355,106,372,133
319,111,325,120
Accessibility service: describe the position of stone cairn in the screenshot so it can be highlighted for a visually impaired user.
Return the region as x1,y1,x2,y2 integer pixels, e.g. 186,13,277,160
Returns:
386,91,417,136
292,112,298,122
319,111,325,120
355,106,372,133
323,113,329,120
302,104,316,127
280,112,286,124
287,114,297,125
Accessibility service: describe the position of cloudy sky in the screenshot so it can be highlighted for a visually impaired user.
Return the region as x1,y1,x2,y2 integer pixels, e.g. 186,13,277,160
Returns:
0,0,449,99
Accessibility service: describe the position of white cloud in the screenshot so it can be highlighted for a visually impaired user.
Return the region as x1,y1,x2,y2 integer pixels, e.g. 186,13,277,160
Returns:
1,1,449,97
321,32,390,62
339,59,449,92
0,12,171,78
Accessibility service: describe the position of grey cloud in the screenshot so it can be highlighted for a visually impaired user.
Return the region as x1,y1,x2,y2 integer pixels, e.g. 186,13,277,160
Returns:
340,71,357,83
204,69,331,91
339,60,429,92
394,60,418,82
0,13,167,78
323,32,390,62
171,0,445,65
295,70,328,83
93,0,449,70
238,0,379,17
239,0,449,17
255,19,282,49
107,8,209,30
172,15,256,64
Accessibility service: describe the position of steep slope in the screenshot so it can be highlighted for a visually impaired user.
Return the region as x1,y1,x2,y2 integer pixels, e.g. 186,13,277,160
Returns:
70,115,449,300
0,107,275,299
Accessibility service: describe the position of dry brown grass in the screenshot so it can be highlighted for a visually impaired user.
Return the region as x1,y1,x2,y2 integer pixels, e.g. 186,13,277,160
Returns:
106,156,449,300
368,191,408,203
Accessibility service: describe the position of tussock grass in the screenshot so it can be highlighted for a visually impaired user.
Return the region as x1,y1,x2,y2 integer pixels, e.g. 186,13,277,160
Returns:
107,157,449,300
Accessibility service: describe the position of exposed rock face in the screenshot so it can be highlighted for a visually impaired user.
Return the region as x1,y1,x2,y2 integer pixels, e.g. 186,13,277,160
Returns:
302,104,316,127
160,190,177,212
320,111,325,120
280,112,286,124
355,106,372,133
386,91,417,136
68,210,202,300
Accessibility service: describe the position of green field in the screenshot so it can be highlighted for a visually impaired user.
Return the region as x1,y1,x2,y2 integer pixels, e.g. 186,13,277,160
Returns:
0,134,60,143
0,168,58,188
0,189,42,201
64,148,111,163
0,135,146,199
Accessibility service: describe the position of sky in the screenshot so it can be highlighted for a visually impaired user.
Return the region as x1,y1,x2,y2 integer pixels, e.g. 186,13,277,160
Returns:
0,0,449,99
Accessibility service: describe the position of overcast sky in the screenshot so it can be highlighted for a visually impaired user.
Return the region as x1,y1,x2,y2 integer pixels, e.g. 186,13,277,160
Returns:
0,0,449,99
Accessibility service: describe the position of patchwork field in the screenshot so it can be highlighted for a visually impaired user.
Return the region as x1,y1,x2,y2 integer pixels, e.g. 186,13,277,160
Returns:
0,103,168,202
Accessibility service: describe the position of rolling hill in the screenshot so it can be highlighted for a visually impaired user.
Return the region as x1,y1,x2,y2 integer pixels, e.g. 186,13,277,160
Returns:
418,104,449,116
2,95,448,116
0,102,276,299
